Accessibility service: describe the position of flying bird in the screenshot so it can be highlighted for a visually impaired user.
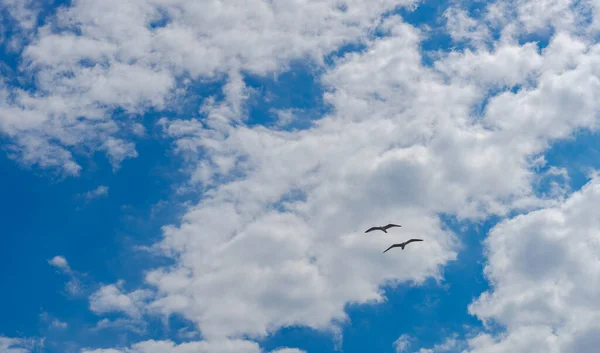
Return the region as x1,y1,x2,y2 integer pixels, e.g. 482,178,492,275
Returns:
382,239,423,253
365,223,401,233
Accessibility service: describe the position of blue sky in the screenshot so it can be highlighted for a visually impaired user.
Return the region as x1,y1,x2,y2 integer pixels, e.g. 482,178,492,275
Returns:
2,0,600,353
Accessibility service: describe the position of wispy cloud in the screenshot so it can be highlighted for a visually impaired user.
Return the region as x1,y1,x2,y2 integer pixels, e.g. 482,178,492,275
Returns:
414,335,466,353
0,336,39,353
47,255,85,297
50,319,68,330
40,312,68,330
78,186,109,201
393,334,413,353
92,318,146,335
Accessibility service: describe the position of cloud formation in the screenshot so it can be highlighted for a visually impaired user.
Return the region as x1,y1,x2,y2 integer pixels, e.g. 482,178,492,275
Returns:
86,1,600,351
0,336,34,353
81,340,305,353
89,281,152,319
4,0,600,352
48,255,71,272
48,255,86,296
148,9,600,346
78,185,109,201
0,0,419,175
462,176,600,352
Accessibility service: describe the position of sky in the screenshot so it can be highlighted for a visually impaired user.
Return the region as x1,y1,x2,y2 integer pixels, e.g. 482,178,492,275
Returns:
2,0,600,352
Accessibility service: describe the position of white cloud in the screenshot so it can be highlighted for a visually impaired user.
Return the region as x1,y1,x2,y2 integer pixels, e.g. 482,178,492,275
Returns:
1,0,420,175
460,176,600,352
64,277,85,297
125,4,600,349
415,335,466,353
48,255,71,272
444,7,491,49
48,255,87,296
0,0,41,51
40,311,69,330
102,138,139,171
0,336,34,353
394,334,412,353
78,186,109,201
6,0,600,352
89,281,153,319
51,319,68,330
271,108,300,128
81,339,303,353
92,318,146,335
269,349,306,353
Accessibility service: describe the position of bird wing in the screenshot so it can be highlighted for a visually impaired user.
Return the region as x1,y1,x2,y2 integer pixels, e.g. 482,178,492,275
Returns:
383,223,402,230
404,239,424,246
383,244,402,253
365,227,380,233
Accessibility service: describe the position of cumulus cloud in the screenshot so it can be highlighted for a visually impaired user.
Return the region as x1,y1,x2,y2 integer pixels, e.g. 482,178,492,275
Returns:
110,3,600,350
459,176,600,352
0,0,420,175
89,281,153,319
391,1,600,352
48,255,71,272
443,7,491,49
6,0,600,353
129,8,596,349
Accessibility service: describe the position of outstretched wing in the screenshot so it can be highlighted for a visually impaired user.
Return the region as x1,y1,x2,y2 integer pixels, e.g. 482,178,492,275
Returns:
404,239,423,246
382,223,402,230
383,244,402,253
365,227,381,233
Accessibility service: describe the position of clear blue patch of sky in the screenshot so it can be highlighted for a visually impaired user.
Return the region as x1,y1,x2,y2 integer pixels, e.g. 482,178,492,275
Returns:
148,7,170,29
0,122,186,343
323,42,368,68
243,61,330,130
540,129,600,192
398,0,454,67
471,84,523,121
519,31,553,51
170,75,229,118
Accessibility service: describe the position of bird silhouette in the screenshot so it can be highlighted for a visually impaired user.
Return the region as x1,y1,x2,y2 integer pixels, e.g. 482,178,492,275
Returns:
382,239,423,253
365,223,401,233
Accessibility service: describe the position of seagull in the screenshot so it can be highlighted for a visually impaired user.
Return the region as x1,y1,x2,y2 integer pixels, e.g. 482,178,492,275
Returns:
382,239,423,253
365,223,401,233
